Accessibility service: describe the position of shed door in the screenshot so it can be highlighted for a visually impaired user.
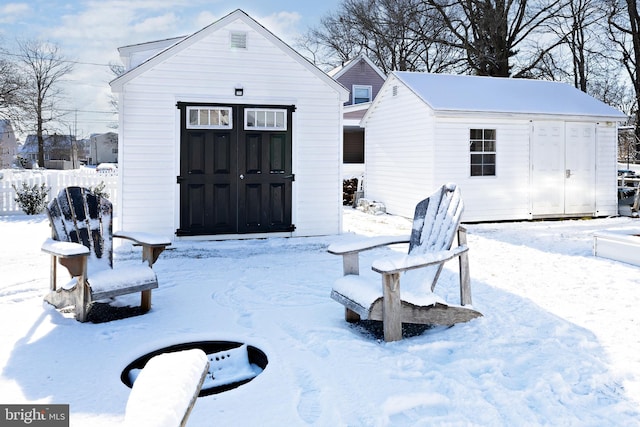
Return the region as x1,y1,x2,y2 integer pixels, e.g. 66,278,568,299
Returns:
564,123,596,214
177,103,294,236
531,121,596,216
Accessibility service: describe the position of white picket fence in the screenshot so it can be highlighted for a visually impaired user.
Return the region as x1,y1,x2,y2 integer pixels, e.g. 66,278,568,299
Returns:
0,168,118,215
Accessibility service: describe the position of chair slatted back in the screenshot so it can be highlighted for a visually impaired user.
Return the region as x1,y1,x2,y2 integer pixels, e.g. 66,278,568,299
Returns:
409,183,463,255
46,187,113,270
402,184,463,293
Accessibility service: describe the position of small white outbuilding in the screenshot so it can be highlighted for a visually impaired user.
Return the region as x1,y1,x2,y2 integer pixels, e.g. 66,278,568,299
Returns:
361,72,627,222
110,9,348,239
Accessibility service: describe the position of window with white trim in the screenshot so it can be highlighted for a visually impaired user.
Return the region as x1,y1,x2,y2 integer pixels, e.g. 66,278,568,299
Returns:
352,85,372,104
470,129,496,176
244,109,287,130
187,107,232,129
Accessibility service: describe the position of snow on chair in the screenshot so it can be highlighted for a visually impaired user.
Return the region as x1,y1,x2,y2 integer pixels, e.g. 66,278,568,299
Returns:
41,186,170,322
124,349,209,427
328,183,482,342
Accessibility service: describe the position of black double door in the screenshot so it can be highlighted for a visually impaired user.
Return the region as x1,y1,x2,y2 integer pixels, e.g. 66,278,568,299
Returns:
177,103,294,236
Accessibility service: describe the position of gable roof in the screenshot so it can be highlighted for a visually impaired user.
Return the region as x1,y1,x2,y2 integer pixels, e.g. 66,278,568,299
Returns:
110,9,348,100
117,36,187,70
328,54,387,81
20,134,75,154
389,72,626,120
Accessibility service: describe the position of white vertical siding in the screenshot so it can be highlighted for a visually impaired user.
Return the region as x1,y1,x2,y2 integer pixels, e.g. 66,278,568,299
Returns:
117,19,343,238
364,76,436,218
432,117,532,222
595,123,619,216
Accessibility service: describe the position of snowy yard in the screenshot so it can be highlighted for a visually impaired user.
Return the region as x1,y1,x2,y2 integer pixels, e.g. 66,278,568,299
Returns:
1,208,640,426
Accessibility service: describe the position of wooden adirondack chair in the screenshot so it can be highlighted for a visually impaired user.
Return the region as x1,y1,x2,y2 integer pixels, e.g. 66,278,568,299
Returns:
328,183,482,342
41,186,170,322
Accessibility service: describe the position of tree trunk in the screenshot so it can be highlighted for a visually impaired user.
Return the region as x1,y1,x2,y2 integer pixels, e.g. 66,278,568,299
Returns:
37,116,44,168
626,0,640,157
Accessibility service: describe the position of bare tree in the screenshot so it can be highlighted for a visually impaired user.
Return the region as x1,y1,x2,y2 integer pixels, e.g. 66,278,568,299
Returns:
608,0,640,147
17,40,73,167
424,0,568,77
107,61,125,129
0,58,25,121
541,0,622,97
299,0,463,73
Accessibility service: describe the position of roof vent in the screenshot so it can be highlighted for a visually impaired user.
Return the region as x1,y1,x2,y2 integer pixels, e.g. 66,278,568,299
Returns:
392,85,398,96
230,32,247,49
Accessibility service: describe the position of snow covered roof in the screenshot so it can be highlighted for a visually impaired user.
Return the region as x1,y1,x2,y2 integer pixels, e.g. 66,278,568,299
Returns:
117,36,187,71
20,134,75,154
393,72,627,120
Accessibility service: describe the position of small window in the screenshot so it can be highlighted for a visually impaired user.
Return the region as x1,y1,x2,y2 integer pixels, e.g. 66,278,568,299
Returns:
353,85,372,104
470,129,496,177
187,107,232,129
230,31,247,49
245,109,287,131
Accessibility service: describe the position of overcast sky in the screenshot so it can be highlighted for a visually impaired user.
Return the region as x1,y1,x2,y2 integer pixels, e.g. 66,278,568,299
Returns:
0,0,342,140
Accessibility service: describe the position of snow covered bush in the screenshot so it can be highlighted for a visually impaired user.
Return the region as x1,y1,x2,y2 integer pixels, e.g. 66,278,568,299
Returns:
12,182,50,215
88,181,109,200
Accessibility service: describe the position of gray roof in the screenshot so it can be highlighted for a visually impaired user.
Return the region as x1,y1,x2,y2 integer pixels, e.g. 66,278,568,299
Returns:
393,72,627,119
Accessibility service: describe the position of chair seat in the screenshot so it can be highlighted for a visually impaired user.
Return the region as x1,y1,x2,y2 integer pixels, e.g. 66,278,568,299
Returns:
332,274,446,311
88,265,158,300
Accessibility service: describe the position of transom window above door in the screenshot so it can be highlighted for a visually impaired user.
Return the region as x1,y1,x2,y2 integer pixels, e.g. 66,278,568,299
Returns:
187,107,232,129
244,109,287,130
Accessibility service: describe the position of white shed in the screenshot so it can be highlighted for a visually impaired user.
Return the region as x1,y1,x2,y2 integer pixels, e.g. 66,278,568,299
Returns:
361,72,627,222
110,9,348,239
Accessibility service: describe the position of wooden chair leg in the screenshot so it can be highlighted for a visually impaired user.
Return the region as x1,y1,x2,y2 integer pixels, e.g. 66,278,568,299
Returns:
75,282,90,322
459,251,472,306
382,273,402,342
457,226,472,306
141,290,152,312
74,259,90,322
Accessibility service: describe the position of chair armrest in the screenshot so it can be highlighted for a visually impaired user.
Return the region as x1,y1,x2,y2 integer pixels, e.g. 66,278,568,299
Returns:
328,235,410,255
115,231,171,267
41,238,90,258
114,231,171,248
371,245,468,274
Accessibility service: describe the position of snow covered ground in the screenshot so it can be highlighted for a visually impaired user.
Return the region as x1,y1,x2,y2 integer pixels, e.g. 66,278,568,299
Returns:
1,208,640,426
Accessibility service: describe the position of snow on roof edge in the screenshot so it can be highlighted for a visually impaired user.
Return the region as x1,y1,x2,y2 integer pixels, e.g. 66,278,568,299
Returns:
392,71,627,120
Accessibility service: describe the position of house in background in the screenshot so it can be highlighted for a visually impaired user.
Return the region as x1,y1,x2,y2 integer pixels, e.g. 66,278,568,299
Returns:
362,72,627,222
328,55,386,177
19,134,80,169
0,120,18,168
89,132,118,165
110,9,349,239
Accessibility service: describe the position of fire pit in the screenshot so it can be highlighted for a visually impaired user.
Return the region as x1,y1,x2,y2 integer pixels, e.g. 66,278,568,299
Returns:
121,341,268,397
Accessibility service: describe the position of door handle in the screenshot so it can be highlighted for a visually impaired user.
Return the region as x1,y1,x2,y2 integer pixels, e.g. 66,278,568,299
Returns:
239,174,245,180
565,169,572,178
